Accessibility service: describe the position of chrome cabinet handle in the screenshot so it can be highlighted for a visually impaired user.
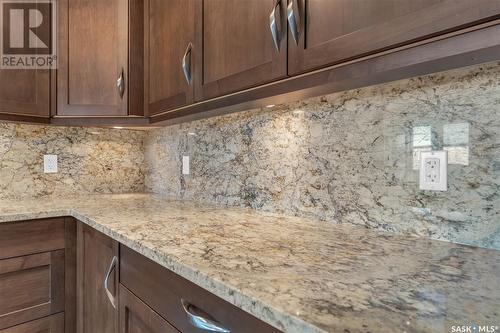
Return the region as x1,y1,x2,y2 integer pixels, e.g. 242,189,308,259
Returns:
104,256,118,309
269,0,281,52
117,68,125,99
287,0,299,44
182,42,193,85
181,299,230,333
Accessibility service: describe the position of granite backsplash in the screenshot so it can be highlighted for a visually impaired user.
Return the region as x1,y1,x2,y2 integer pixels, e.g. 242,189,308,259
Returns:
0,62,497,250
0,124,146,198
145,62,500,250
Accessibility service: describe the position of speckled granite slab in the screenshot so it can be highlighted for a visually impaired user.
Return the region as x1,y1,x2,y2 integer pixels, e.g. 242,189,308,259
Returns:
0,194,498,333
145,62,500,251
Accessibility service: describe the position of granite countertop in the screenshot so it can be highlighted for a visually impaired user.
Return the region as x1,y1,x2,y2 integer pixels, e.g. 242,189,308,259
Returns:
0,193,498,333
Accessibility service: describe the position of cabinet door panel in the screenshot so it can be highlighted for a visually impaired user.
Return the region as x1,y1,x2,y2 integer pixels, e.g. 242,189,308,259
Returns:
119,285,178,333
0,69,49,117
0,251,64,329
195,0,287,101
0,313,64,333
146,0,199,115
288,0,500,74
57,0,128,116
77,223,118,333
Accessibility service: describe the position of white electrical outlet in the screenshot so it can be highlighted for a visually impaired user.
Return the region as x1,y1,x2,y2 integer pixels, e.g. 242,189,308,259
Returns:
419,151,447,191
43,155,58,173
182,155,190,175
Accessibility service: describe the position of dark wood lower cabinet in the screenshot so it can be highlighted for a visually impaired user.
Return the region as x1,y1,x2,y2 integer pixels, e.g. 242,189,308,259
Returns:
0,218,281,333
0,313,64,333
121,245,282,333
119,285,179,333
0,251,65,329
77,223,119,333
0,218,65,260
0,218,72,332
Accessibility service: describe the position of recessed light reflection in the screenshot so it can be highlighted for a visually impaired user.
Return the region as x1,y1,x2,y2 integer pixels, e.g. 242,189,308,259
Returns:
266,104,275,108
188,132,196,136
293,110,304,115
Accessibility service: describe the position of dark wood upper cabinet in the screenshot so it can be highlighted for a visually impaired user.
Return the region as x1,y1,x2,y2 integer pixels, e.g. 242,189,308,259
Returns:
119,285,179,333
57,0,144,117
2,0,500,124
145,0,199,116
194,0,287,101
287,0,500,74
0,69,50,118
77,223,119,333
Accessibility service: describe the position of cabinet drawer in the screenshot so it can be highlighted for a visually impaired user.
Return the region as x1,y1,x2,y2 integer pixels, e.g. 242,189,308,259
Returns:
0,218,65,260
119,284,179,333
120,246,281,333
0,313,64,333
0,251,65,329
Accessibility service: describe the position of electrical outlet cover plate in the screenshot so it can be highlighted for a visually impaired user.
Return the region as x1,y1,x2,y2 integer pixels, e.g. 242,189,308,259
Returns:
43,154,58,173
419,151,447,191
182,156,190,175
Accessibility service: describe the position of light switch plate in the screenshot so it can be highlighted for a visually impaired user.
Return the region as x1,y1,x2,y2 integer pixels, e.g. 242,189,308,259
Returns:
419,151,447,191
182,155,190,175
43,154,58,173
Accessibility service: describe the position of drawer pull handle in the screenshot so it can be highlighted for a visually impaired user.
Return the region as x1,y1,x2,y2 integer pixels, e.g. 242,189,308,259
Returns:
182,42,193,85
287,0,299,44
269,0,281,52
181,299,230,333
117,68,125,98
104,256,118,309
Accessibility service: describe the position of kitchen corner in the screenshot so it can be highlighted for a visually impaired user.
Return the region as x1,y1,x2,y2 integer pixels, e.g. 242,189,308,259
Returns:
1,2,499,332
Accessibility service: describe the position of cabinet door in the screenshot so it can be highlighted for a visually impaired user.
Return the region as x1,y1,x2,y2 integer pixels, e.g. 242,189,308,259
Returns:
119,285,179,333
0,69,50,118
288,0,500,74
77,223,119,333
195,0,287,101
57,0,128,116
0,313,64,333
146,0,199,116
0,251,64,329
